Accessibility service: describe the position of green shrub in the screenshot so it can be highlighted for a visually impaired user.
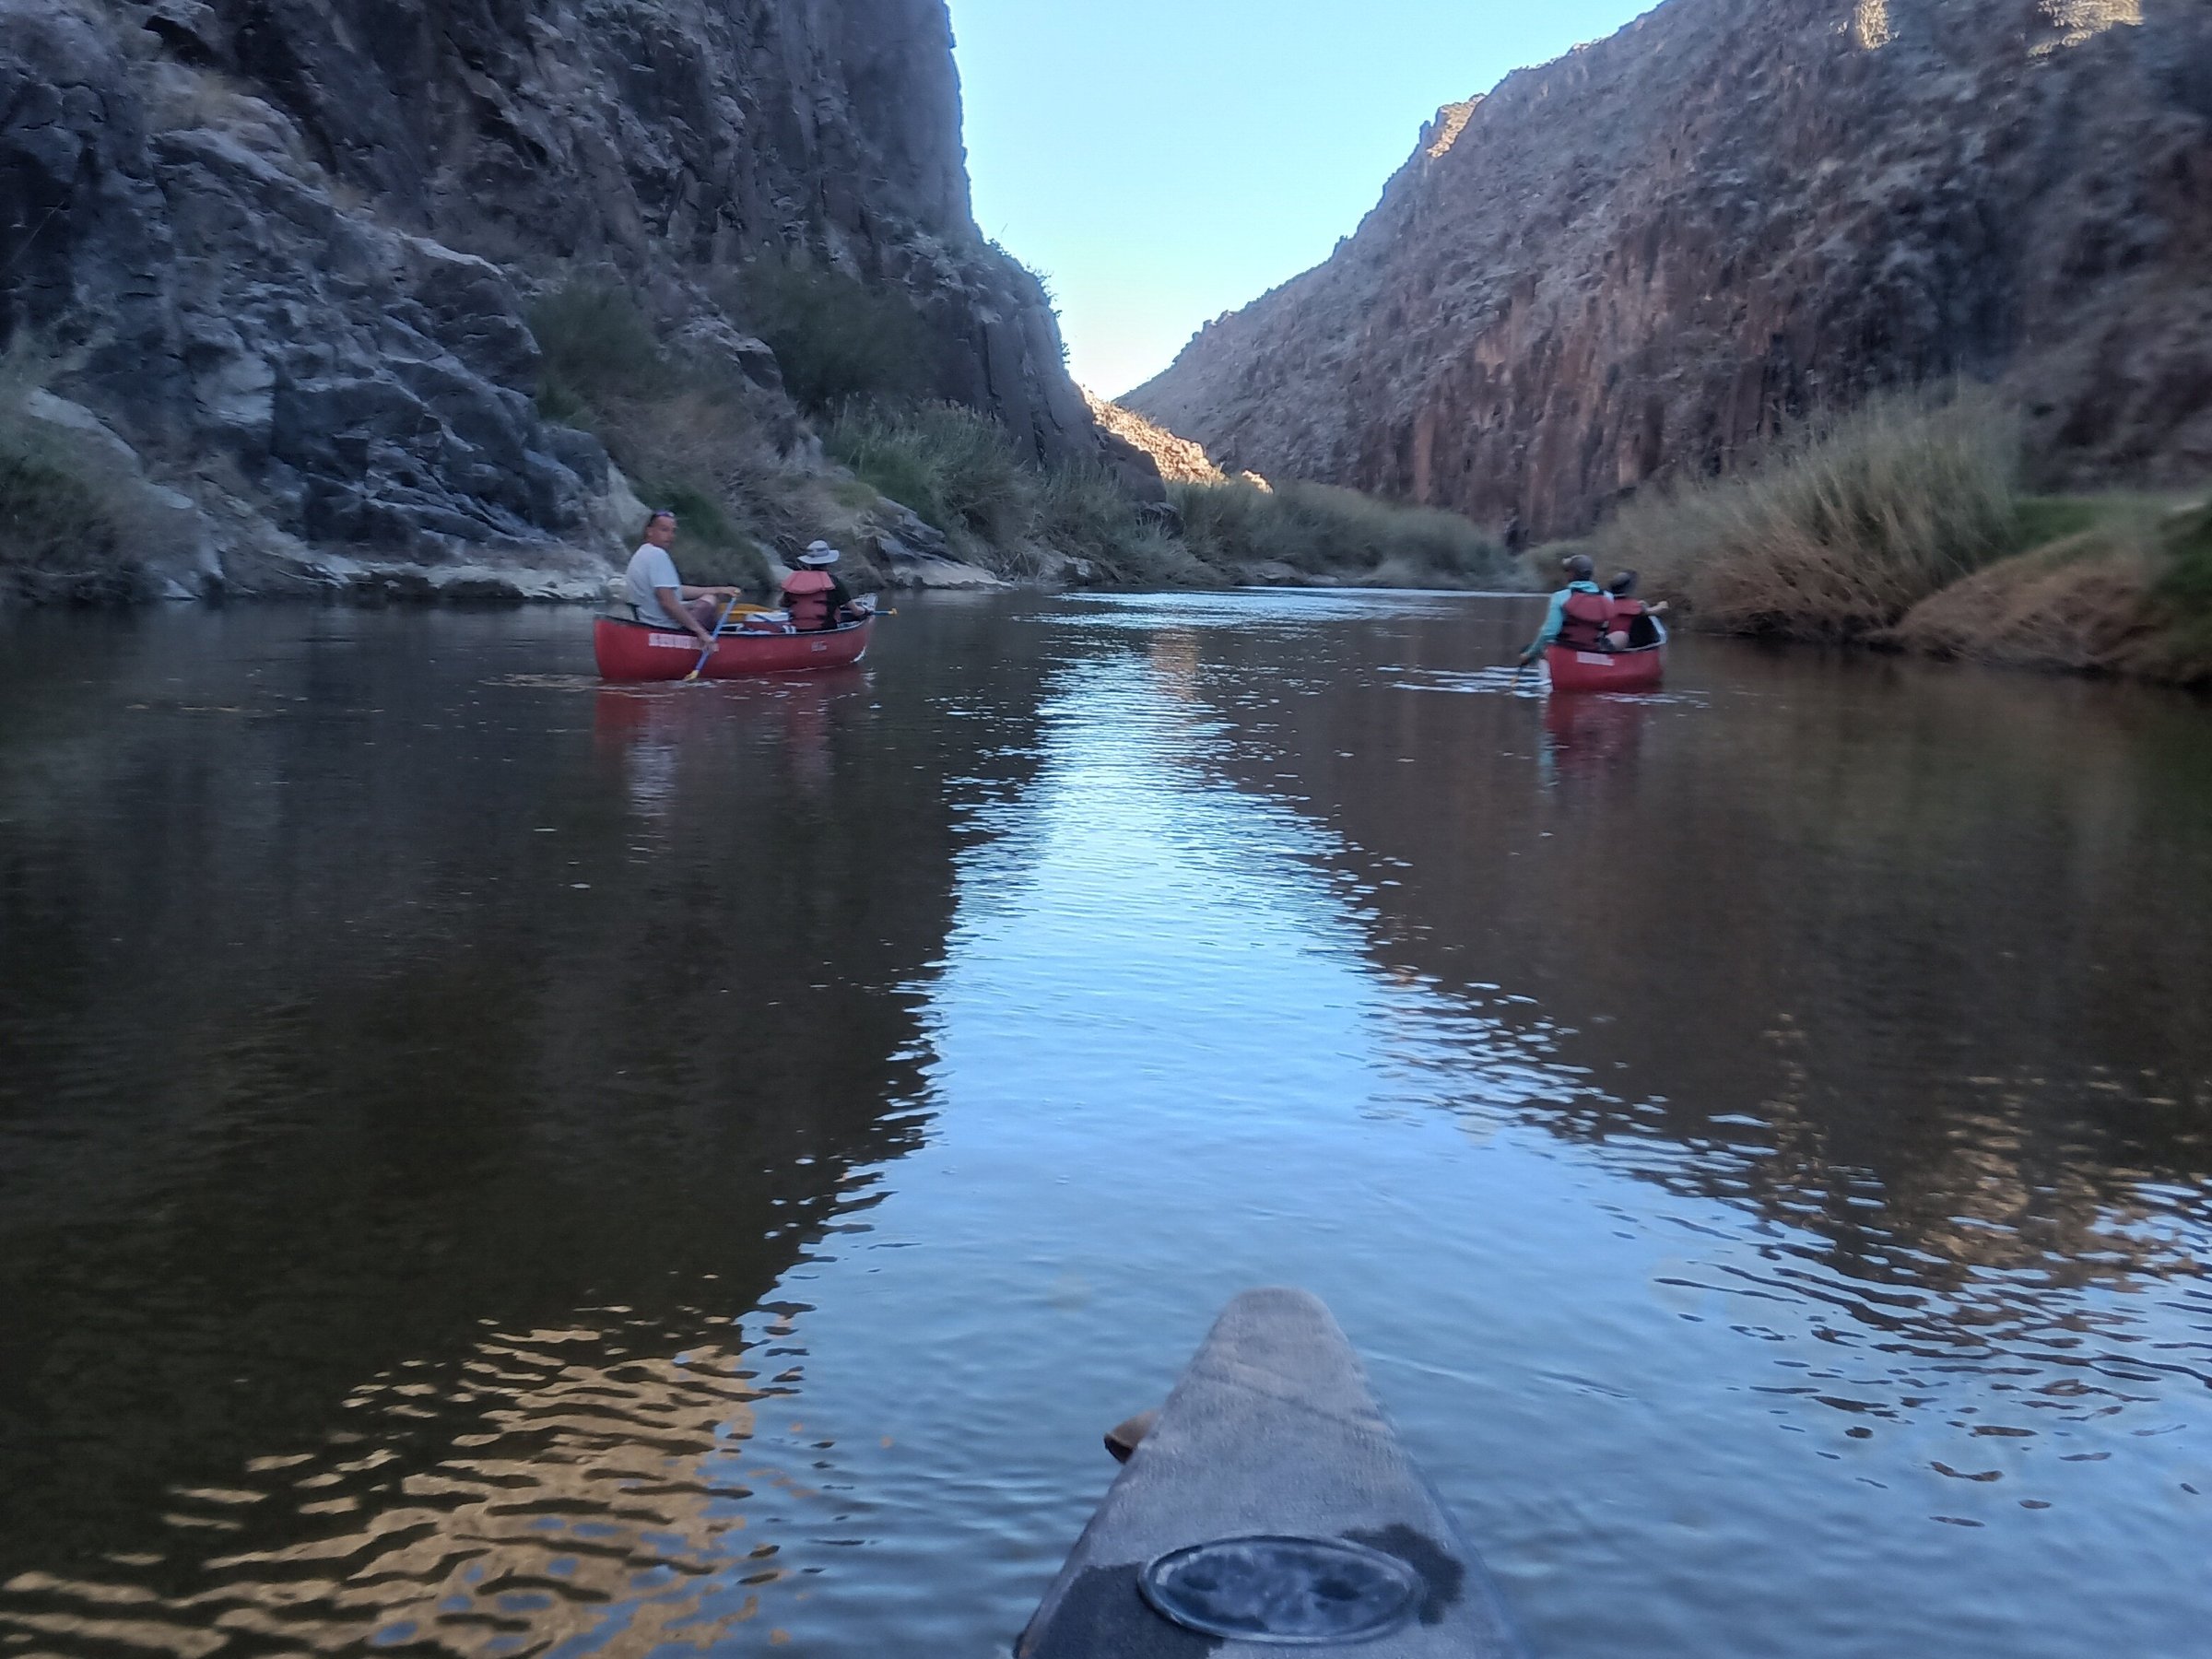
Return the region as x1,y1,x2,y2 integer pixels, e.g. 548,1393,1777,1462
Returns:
1594,388,2022,638
529,280,664,420
0,449,130,598
2154,503,2212,657
1170,477,1509,586
1036,461,1147,561
526,278,785,589
821,402,1224,582
2013,495,2110,549
727,260,935,413
825,401,1026,546
0,347,147,602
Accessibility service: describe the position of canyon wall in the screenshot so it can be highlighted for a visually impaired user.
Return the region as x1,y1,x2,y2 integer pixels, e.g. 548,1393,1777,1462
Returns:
0,0,1110,595
1129,0,2212,543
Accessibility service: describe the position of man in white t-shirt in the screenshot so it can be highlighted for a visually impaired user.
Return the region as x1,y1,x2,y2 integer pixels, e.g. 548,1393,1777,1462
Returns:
623,510,747,645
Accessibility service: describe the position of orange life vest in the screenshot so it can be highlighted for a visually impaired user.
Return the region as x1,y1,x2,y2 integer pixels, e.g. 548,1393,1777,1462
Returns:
782,569,835,630
1558,589,1616,652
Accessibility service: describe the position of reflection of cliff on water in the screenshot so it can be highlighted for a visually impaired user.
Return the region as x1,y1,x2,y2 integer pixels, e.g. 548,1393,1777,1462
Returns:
1180,608,2212,1332
0,605,1050,1652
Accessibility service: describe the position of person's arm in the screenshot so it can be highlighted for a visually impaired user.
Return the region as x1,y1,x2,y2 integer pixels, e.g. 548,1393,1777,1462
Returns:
678,583,744,601
659,586,717,645
1522,591,1570,663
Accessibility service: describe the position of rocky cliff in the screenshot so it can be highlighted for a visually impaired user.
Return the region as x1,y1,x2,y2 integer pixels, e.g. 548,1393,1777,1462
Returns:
1129,0,2212,544
0,0,1116,598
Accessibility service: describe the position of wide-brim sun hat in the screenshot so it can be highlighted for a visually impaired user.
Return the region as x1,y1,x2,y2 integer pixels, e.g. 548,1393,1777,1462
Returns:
800,540,840,567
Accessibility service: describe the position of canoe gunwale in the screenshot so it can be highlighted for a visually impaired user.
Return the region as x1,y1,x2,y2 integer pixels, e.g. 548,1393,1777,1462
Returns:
591,611,875,680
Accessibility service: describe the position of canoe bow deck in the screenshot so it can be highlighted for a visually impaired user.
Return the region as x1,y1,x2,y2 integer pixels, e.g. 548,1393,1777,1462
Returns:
1018,1288,1526,1658
592,612,875,680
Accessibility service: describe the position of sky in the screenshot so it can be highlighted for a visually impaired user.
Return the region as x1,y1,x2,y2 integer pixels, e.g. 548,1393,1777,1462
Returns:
946,0,1656,398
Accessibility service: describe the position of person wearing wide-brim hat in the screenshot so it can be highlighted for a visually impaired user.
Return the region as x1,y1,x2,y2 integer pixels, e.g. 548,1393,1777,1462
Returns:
782,540,859,631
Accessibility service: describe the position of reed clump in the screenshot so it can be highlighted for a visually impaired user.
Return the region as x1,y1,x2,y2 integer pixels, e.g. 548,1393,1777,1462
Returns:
1594,389,2023,638
1573,382,2212,683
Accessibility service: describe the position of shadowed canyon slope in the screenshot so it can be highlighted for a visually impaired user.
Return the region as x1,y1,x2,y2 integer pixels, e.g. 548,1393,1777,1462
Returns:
0,0,1112,594
1129,0,2212,542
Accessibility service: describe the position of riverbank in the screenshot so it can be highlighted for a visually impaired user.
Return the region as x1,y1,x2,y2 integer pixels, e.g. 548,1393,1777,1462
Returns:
0,296,1518,609
1548,394,2212,688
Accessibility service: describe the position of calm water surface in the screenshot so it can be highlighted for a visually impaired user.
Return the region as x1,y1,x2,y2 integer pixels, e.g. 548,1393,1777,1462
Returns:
1,593,2207,1657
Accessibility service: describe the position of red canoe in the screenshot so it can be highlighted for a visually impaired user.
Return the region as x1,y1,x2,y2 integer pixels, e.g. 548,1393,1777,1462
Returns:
1544,631,1666,694
593,613,876,681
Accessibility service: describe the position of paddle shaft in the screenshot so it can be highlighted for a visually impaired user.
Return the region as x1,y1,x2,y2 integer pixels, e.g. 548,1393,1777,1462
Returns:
684,598,740,681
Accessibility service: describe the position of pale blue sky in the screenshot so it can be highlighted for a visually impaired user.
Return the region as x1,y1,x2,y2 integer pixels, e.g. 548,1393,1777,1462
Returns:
947,1,1655,397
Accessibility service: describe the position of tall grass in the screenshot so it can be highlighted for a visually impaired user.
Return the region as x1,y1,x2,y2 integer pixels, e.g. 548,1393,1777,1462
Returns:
528,278,772,590
825,401,1026,547
1171,477,1510,587
1594,390,2023,637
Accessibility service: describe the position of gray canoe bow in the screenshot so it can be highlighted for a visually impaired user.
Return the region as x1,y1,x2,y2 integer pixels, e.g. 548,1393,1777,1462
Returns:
1018,1287,1528,1657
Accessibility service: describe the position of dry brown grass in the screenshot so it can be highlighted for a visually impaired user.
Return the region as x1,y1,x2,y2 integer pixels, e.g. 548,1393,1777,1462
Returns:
1886,532,2161,673
1594,389,2021,638
1886,499,2212,684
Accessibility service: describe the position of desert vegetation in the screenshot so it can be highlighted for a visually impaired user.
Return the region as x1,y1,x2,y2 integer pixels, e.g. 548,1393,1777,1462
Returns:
1571,389,2212,685
529,279,786,590
1174,476,1509,588
0,346,159,604
1586,391,2021,637
823,400,1204,584
524,262,1507,597
720,259,935,416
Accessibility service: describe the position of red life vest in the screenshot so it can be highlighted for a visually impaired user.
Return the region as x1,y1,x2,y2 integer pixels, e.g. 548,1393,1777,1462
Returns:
782,569,835,630
1557,588,1616,652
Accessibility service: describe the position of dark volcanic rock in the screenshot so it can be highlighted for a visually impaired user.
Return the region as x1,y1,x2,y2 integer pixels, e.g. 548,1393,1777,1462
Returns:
1128,0,2212,543
0,0,1123,596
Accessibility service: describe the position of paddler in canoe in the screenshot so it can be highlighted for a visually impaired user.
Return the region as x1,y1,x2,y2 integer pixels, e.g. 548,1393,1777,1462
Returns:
1517,551,1612,666
781,541,865,631
1602,569,1668,650
623,508,750,648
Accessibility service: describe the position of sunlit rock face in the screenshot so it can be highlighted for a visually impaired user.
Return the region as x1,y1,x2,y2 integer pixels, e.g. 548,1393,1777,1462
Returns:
0,0,1098,590
1128,0,2212,543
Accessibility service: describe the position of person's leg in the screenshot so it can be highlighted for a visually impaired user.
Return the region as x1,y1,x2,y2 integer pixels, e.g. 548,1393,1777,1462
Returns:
686,596,723,630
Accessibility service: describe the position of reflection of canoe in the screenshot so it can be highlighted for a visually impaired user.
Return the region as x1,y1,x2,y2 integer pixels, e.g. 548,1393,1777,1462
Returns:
1545,627,1665,694
592,613,874,680
1018,1288,1526,1658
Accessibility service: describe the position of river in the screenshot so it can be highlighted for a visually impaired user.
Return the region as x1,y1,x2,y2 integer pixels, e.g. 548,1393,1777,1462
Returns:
1,592,2206,1658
